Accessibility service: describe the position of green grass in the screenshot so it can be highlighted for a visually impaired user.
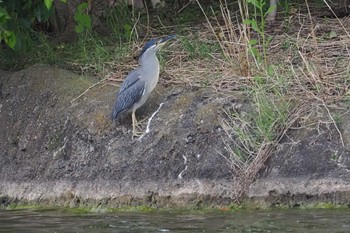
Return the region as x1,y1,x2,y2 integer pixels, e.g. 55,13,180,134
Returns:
105,3,137,43
0,1,224,74
0,31,132,77
222,70,292,184
4,201,350,212
180,37,220,59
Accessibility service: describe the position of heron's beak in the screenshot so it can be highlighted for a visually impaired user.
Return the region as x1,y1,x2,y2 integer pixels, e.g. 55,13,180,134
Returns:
160,34,176,44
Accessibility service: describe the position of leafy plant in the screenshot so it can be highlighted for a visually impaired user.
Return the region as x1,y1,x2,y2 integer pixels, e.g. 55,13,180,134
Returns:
243,0,276,68
43,0,53,9
0,7,15,49
224,79,290,162
74,2,92,33
105,3,135,43
0,0,54,51
220,66,306,200
181,37,218,59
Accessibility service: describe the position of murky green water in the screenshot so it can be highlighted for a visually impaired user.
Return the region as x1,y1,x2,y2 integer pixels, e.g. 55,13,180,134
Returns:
0,208,349,232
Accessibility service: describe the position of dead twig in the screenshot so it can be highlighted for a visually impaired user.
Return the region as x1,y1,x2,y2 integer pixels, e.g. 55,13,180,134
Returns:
70,78,108,103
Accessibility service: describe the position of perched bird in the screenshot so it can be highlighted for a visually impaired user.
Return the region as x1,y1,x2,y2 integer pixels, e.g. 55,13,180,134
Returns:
111,35,176,139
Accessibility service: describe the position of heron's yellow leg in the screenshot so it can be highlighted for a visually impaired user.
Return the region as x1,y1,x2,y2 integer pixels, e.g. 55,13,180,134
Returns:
131,111,143,140
136,117,148,128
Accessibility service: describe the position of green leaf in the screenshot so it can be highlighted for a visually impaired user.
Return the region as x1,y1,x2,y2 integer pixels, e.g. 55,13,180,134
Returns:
267,35,273,44
267,65,274,76
74,2,91,32
250,21,260,33
248,39,257,46
60,0,67,3
4,30,16,49
75,14,91,28
253,76,264,83
243,19,253,25
123,23,132,32
44,0,53,9
265,5,277,16
329,31,337,39
0,8,10,23
82,15,91,28
250,47,258,56
77,2,89,12
247,0,259,8
75,24,83,33
243,19,260,33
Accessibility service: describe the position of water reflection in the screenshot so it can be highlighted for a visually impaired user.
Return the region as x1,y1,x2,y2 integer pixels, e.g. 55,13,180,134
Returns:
0,208,349,233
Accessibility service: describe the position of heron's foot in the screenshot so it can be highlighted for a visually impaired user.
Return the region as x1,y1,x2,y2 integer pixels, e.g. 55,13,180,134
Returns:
136,124,143,131
135,118,149,130
132,129,144,140
132,114,149,130
132,119,143,131
131,111,146,140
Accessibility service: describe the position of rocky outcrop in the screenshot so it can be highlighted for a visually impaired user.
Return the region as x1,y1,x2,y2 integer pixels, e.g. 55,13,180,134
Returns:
1,65,349,208
249,118,350,207
0,65,235,208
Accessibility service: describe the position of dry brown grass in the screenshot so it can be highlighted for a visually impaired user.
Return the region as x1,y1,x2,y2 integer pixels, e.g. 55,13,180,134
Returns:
105,4,350,97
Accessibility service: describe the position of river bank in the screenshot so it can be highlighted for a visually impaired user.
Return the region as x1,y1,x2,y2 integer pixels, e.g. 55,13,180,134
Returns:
1,65,350,209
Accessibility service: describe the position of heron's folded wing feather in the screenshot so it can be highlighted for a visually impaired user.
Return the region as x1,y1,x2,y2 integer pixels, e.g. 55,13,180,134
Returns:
118,69,141,95
111,70,145,120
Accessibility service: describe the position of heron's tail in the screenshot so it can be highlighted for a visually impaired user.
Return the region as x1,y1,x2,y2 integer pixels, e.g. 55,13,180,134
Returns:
111,107,119,121
111,105,120,120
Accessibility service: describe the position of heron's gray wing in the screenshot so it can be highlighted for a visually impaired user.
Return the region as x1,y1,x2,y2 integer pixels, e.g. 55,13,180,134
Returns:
118,69,141,95
111,69,145,120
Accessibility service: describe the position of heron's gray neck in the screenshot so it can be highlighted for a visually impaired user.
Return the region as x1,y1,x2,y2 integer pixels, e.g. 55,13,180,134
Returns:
139,51,160,78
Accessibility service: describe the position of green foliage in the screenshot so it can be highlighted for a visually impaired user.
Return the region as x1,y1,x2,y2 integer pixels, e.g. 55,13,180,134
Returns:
223,71,291,172
0,0,53,51
174,5,203,25
43,0,53,9
0,7,15,49
243,0,276,68
181,37,219,59
105,3,135,43
279,0,290,17
251,85,289,142
74,2,92,33
247,39,262,64
61,34,130,76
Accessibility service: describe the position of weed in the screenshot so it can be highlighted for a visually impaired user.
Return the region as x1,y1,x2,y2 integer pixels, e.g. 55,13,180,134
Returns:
174,5,204,25
180,37,218,59
34,32,57,64
105,2,137,44
220,64,311,201
196,0,251,76
74,2,92,33
242,0,275,69
223,77,291,162
331,112,342,128
330,153,337,161
67,33,133,77
0,0,52,51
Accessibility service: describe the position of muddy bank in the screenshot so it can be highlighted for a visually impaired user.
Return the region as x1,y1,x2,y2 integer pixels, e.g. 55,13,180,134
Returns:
1,65,349,208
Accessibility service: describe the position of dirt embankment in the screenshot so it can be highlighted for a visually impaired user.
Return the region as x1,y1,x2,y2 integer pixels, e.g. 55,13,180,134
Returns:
1,65,350,208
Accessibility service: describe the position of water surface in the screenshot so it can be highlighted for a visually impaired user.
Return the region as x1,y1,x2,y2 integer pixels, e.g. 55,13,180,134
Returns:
0,208,349,232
